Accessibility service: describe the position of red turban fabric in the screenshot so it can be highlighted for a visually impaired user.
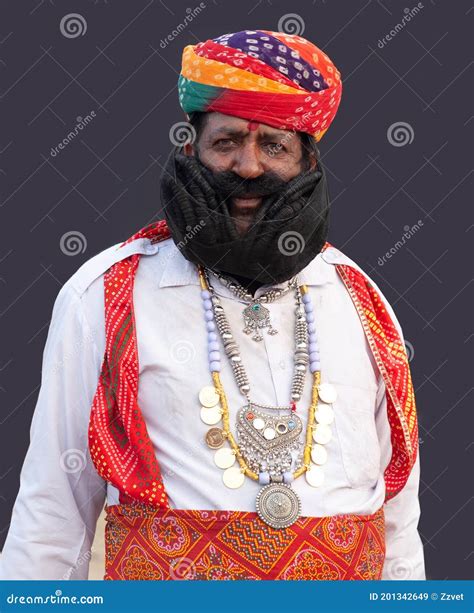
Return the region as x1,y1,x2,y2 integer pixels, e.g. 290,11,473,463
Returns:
178,29,342,141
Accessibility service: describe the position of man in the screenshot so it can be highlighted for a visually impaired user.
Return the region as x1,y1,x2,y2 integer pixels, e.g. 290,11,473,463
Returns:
0,29,425,580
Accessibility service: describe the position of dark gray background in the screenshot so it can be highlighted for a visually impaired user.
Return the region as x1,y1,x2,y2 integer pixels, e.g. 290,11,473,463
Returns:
0,0,472,580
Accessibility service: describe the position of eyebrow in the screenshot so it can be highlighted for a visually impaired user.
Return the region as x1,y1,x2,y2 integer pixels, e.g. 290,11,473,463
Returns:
209,126,291,140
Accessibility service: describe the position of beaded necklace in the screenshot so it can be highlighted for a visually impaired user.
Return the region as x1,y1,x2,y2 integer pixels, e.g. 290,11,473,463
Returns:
196,265,337,529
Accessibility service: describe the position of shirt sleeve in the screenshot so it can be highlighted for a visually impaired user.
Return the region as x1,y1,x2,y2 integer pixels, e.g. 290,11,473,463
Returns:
370,291,426,581
382,451,426,580
0,282,106,580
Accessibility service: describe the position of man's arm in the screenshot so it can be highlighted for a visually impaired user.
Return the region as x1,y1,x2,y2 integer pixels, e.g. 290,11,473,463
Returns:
0,283,106,580
382,451,426,579
372,306,426,580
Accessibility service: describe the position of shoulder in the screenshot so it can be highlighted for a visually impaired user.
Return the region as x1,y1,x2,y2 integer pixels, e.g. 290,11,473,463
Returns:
50,235,168,325
63,236,161,298
321,245,405,339
47,235,173,353
321,244,371,277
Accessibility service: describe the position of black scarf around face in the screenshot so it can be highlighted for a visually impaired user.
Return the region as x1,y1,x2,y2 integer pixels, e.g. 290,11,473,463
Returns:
159,147,331,285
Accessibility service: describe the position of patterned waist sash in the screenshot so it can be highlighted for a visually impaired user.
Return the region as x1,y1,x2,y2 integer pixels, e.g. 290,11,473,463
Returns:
104,503,386,581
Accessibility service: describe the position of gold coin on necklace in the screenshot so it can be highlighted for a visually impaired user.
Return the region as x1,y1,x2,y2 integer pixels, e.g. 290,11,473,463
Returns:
312,423,332,445
223,466,245,488
214,447,236,469
306,464,325,487
318,383,337,404
200,406,222,425
205,427,225,449
311,444,328,465
199,385,220,408
315,402,334,425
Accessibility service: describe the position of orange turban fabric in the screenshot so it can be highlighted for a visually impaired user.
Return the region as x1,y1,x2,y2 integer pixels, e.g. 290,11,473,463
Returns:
178,29,342,141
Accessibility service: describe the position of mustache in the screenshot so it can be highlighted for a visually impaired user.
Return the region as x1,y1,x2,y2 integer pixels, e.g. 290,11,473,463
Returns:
200,166,289,199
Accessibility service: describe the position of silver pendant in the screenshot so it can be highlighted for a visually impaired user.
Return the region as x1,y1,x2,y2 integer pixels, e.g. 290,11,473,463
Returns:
237,404,303,453
242,302,278,342
236,403,303,477
256,483,301,529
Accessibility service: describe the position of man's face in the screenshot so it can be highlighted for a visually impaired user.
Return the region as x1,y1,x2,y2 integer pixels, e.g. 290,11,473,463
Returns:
185,112,315,235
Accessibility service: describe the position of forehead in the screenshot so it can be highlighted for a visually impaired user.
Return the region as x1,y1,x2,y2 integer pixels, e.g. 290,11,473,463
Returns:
203,112,294,139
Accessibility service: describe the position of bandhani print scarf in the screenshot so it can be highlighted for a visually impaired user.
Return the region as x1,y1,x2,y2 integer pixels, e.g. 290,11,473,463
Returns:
88,220,419,581
178,29,343,142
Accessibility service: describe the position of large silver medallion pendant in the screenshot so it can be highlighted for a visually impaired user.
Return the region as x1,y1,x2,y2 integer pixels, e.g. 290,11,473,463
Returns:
255,483,301,529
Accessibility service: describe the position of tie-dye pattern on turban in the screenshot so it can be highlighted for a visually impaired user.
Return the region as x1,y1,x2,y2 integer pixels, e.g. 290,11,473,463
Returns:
178,29,342,142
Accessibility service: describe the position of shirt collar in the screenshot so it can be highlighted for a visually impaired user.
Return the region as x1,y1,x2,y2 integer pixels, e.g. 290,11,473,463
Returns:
156,238,345,290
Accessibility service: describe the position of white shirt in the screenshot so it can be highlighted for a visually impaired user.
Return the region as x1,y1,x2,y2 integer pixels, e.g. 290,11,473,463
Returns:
0,236,425,580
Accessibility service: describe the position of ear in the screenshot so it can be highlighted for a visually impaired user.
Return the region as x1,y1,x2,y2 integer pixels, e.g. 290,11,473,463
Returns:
303,152,318,171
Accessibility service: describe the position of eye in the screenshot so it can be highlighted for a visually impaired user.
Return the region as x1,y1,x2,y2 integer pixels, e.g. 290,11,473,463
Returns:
264,142,286,153
214,138,235,147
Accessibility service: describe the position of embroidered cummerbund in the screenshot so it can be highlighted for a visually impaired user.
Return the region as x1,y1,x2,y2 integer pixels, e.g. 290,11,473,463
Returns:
104,503,386,580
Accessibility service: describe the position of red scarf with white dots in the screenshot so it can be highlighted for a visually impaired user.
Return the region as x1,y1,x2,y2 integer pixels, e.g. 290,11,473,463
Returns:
88,220,419,507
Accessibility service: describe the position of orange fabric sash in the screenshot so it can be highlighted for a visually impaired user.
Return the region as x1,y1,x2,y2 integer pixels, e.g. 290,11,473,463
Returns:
104,503,386,581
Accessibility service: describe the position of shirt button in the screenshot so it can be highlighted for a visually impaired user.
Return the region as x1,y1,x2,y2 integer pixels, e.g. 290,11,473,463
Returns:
145,243,159,255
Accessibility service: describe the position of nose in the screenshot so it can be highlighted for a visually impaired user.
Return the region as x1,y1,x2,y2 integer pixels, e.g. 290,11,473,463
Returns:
231,143,264,179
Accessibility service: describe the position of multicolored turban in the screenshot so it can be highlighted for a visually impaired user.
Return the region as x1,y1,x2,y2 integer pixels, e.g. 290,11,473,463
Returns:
178,29,342,142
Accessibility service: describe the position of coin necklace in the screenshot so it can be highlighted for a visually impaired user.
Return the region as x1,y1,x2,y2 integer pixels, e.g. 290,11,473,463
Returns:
196,265,338,529
207,270,306,492
209,269,298,341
